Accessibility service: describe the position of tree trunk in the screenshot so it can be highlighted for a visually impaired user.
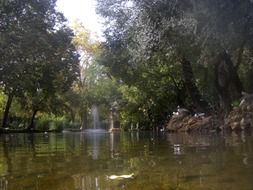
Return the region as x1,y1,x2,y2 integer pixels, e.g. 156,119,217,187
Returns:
214,55,231,114
181,57,210,114
3,138,13,173
168,73,186,107
223,52,243,99
27,109,38,131
246,67,253,93
1,93,14,128
214,51,244,114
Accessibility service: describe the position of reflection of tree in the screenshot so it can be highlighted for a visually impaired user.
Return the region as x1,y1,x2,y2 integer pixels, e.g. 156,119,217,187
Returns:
110,132,122,159
28,134,36,158
72,175,103,190
0,177,8,190
0,135,12,190
2,135,13,174
1,132,252,190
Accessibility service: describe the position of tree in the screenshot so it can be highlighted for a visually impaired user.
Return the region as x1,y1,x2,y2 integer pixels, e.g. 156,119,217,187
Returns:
0,0,79,129
181,0,253,113
97,0,253,119
20,28,79,130
71,21,100,130
96,0,202,126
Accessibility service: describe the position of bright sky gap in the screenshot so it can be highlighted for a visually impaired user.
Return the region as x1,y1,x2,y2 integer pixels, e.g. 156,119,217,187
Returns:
56,0,103,39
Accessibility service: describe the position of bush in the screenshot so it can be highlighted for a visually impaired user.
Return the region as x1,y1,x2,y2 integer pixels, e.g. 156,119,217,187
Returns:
35,115,80,131
35,118,51,131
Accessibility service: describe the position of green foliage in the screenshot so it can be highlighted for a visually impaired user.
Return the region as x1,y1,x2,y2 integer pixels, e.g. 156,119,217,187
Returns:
35,115,79,131
96,0,253,123
0,0,79,128
35,118,51,131
1,0,253,130
118,85,146,126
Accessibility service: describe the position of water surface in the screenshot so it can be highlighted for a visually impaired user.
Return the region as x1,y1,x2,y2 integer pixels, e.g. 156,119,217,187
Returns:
0,132,253,190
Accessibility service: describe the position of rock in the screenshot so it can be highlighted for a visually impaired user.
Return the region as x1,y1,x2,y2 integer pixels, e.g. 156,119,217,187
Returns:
231,122,241,131
166,114,186,132
224,93,253,131
165,93,253,133
240,118,246,128
165,109,217,133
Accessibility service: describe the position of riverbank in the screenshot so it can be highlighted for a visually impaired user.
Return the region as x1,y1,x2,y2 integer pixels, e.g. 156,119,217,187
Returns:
1,94,253,134
164,94,253,133
0,128,61,134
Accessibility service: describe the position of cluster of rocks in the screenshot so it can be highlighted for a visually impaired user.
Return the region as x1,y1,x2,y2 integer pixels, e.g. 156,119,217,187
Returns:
165,93,253,133
224,94,253,131
165,108,220,133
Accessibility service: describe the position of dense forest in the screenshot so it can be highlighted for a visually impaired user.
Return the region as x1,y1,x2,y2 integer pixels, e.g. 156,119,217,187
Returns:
0,0,253,132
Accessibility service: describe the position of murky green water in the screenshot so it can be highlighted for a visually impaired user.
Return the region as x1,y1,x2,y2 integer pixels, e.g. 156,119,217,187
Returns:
0,132,253,190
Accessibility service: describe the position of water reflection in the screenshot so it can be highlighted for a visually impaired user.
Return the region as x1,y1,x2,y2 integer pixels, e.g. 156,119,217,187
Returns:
173,144,184,155
0,132,253,190
0,178,8,190
72,175,103,190
81,133,107,160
